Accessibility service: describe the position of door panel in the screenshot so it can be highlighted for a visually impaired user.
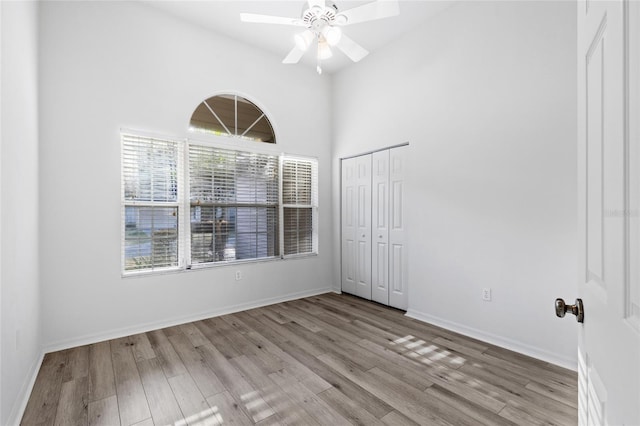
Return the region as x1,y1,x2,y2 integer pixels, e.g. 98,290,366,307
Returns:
585,19,604,286
627,0,640,336
578,351,607,425
372,150,390,304
345,187,354,227
358,185,367,227
341,154,374,300
376,184,387,229
355,155,372,299
389,146,408,310
391,244,404,292
345,240,355,283
341,158,357,295
375,242,388,294
577,1,640,424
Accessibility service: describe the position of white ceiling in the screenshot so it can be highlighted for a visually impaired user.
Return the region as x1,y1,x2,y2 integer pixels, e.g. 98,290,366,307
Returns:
145,0,454,74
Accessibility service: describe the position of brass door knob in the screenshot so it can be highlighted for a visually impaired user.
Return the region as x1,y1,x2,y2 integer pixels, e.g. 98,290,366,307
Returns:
555,298,584,323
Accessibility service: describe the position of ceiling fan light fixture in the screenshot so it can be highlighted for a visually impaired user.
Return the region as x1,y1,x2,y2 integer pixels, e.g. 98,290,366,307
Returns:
322,25,342,46
318,39,333,60
294,30,315,51
334,14,348,25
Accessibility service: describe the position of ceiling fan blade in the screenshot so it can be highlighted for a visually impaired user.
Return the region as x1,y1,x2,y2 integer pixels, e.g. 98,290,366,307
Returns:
283,46,306,64
336,34,369,62
336,0,399,26
307,0,326,9
240,13,303,26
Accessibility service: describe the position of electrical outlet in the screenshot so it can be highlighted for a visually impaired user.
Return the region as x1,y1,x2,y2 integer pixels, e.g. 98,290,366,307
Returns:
482,288,492,301
235,270,242,281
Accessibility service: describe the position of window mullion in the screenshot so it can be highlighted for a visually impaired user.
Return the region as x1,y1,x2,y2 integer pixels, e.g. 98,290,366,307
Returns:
279,155,285,258
234,95,238,136
182,141,190,268
312,160,319,254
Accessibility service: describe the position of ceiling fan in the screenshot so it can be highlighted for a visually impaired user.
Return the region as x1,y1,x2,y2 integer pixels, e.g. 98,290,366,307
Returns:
240,0,400,74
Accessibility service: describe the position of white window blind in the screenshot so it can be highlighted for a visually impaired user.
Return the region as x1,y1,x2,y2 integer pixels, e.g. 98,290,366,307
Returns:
121,131,318,275
122,134,183,272
281,157,318,256
188,145,279,264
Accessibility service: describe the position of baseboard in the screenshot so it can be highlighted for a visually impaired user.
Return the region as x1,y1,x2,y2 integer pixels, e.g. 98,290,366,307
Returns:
5,350,45,426
44,287,333,353
405,308,578,371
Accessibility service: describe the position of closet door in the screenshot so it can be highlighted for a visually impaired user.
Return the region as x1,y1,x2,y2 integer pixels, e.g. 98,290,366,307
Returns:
388,146,408,310
341,157,357,295
342,149,403,305
354,155,372,299
371,150,390,305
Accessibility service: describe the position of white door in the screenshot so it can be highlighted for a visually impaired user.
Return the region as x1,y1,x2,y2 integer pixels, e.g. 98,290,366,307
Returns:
354,155,372,299
341,154,372,299
372,150,390,305
388,146,408,310
577,1,640,424
341,157,357,295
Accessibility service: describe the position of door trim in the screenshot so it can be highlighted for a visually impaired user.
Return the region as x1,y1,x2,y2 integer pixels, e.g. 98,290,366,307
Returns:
340,142,410,160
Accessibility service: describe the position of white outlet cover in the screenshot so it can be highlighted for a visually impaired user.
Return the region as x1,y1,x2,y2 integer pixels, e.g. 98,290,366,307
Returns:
482,288,492,301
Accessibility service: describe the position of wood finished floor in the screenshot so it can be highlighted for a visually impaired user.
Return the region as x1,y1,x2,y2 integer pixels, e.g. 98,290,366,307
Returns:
22,293,578,426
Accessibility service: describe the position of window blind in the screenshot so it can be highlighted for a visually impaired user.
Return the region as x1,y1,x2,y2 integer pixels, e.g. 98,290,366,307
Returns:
282,157,318,255
122,134,182,272
121,131,318,275
188,144,279,264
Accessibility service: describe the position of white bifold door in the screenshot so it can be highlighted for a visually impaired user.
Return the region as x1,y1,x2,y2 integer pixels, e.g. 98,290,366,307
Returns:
341,154,372,300
341,146,407,310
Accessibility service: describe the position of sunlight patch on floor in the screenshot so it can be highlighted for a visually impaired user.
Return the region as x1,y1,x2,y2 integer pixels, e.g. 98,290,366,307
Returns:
258,385,308,424
175,406,223,426
391,335,414,345
240,390,274,421
390,335,467,367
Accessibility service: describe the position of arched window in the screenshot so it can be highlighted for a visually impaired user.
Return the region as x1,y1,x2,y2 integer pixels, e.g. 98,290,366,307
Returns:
121,95,318,275
189,94,276,143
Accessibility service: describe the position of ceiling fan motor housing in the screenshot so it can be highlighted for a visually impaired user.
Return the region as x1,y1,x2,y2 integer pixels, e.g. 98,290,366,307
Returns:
301,1,343,32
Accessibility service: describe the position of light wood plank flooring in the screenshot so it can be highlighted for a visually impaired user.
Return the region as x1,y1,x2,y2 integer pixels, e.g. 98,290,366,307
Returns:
22,293,578,425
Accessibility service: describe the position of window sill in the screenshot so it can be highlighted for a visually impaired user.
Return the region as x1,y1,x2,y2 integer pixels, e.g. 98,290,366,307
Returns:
122,252,318,278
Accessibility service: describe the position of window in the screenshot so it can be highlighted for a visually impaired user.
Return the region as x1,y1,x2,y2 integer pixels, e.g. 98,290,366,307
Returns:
189,145,279,264
282,157,318,255
189,94,276,143
121,134,318,274
121,134,183,272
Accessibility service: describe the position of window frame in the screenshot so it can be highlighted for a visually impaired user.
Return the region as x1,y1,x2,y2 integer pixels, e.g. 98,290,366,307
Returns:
185,138,280,267
121,130,318,277
121,133,186,276
280,155,319,258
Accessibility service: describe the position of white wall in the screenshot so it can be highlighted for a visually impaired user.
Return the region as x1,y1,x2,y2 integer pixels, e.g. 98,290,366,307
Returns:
332,1,578,368
38,1,333,350
1,1,42,424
